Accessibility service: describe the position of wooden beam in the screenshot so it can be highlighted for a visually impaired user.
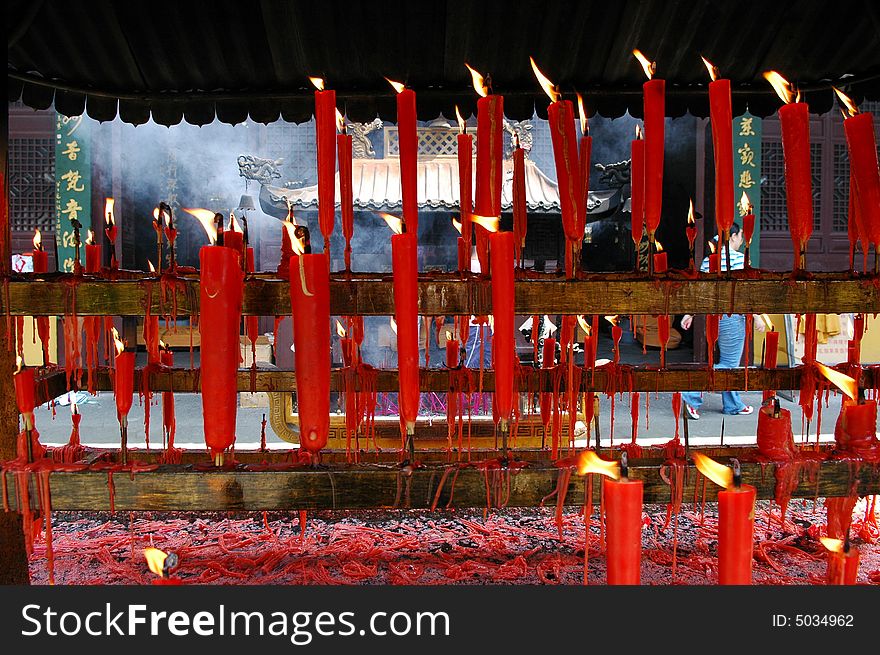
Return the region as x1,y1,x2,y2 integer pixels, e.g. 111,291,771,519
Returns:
4,456,877,511
5,271,879,315
33,364,877,393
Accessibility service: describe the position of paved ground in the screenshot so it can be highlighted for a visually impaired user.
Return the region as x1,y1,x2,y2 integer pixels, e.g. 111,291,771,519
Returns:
32,325,843,450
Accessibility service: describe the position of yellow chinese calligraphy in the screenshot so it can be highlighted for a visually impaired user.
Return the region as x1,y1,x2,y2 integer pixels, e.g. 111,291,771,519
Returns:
61,198,83,221
62,140,81,160
738,170,756,189
61,169,85,192
62,257,76,273
61,230,78,248
738,117,755,136
738,142,756,167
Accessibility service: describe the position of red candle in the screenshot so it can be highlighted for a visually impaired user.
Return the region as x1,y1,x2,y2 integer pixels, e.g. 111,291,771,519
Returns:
222,229,244,259
743,211,756,248
609,317,622,364
245,247,259,358
14,364,35,419
657,315,670,359
540,336,556,442
635,51,664,239
848,170,861,267
826,544,860,585
311,78,337,255
199,244,244,461
836,89,880,254
85,242,102,274
390,226,420,436
653,243,667,273
762,329,779,402
490,231,515,428
577,93,592,244
290,251,331,454
338,123,354,271
114,348,135,422
833,397,879,456
708,251,721,274
765,72,812,268
468,64,502,275
704,59,734,237
143,315,160,366
456,107,473,253
445,337,459,368
389,81,419,238
604,463,643,585
160,347,176,444
630,133,645,250
757,403,795,460
512,144,528,265
456,236,467,273
31,232,51,363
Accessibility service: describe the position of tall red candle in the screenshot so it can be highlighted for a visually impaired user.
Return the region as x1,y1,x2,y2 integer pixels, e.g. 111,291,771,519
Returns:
704,60,734,237
160,347,176,445
290,250,330,454
199,244,243,460
469,64,502,275
836,89,880,254
577,93,592,244
114,349,135,422
490,231,515,427
338,125,354,271
630,133,645,250
540,336,556,445
512,144,528,265
391,227,420,436
14,365,35,419
765,72,812,268
311,78,337,255
456,107,473,253
604,459,643,585
245,247,259,357
389,81,419,238
32,232,51,363
762,329,779,402
635,51,664,239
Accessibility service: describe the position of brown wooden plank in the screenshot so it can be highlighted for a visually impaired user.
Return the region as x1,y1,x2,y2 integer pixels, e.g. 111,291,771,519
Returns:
5,271,879,316
31,364,877,394
4,457,877,511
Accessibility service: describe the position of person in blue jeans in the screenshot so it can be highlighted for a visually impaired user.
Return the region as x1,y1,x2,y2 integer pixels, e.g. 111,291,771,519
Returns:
681,224,764,418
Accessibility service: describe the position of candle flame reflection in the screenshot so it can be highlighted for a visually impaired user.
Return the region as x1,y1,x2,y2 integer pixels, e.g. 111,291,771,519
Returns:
465,63,488,98
309,77,325,91
471,215,500,233
700,56,718,82
529,57,561,103
633,49,656,80
692,452,734,489
576,450,620,478
111,327,125,357
378,212,404,235
763,71,796,105
832,87,858,118
183,208,219,245
815,362,858,401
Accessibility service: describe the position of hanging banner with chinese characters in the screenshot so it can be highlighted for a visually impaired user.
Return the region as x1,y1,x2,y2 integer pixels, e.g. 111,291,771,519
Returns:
55,113,91,273
733,112,762,266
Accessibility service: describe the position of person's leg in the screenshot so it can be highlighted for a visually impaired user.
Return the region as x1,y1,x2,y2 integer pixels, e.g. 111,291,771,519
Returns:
681,391,704,410
464,325,480,368
718,315,748,413
721,390,747,414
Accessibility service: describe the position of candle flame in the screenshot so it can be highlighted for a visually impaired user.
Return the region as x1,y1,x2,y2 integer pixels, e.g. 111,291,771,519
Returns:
143,547,169,577
335,108,345,133
577,315,591,336
707,240,716,254
152,206,160,222
654,240,664,253
633,49,655,80
471,214,500,233
692,452,734,489
687,199,696,225
815,362,858,401
819,537,844,554
385,77,405,94
455,105,466,134
759,314,774,331
183,208,218,245
445,330,453,341
389,317,398,334
309,76,325,91
604,315,619,327
378,212,404,235
104,198,115,225
336,320,346,338
465,63,488,98
15,355,23,374
832,87,858,118
148,260,156,273
700,56,718,82
452,217,463,234
740,191,752,215
576,450,620,479
635,124,643,140
85,229,94,246
577,92,588,134
111,327,125,357
229,212,243,234
529,57,561,103
159,339,168,350
763,71,796,105
33,228,42,250
71,401,78,416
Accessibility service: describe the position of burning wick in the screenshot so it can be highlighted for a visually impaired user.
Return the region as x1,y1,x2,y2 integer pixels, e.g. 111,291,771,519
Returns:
144,547,179,579
294,226,312,254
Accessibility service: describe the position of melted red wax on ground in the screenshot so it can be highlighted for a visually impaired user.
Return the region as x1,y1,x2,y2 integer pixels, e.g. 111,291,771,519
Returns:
23,497,878,585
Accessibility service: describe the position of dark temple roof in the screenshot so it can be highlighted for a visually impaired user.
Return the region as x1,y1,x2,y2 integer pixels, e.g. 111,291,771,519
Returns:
8,0,880,126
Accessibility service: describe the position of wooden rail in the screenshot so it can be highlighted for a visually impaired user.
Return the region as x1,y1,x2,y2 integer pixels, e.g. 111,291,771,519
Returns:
4,455,877,511
5,271,879,315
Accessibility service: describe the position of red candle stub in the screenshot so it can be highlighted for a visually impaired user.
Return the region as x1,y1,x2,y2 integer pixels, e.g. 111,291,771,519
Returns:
14,365,36,417
290,252,331,453
445,337,459,369
757,404,795,460
391,230,420,434
833,397,879,457
490,231,515,426
199,244,244,458
604,468,643,585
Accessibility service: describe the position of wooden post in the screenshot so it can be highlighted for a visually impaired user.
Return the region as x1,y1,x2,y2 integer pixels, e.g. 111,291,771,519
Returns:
0,107,30,583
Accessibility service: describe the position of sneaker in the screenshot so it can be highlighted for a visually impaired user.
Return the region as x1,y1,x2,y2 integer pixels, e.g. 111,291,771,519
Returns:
685,404,700,420
729,405,754,416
